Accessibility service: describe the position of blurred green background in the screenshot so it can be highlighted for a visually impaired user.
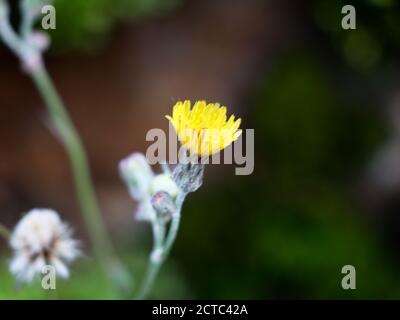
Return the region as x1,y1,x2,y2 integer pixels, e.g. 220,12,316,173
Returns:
1,0,400,299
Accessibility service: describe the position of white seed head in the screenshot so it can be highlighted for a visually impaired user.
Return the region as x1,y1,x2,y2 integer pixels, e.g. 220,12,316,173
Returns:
9,209,80,283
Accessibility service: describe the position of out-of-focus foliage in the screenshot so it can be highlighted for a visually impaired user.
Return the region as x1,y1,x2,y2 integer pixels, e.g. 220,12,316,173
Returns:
173,54,400,298
48,0,180,51
0,250,191,299
314,0,400,72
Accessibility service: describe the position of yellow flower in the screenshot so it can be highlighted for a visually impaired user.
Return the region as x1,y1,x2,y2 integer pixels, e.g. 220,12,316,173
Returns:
166,100,242,156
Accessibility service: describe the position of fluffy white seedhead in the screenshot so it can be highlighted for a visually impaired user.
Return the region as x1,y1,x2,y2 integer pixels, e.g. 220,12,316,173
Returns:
9,208,80,283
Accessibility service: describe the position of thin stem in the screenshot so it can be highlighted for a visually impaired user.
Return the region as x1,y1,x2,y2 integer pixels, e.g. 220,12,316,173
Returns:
31,65,130,292
162,193,185,257
0,0,131,295
0,224,11,241
135,192,186,299
136,259,162,300
136,221,165,300
0,4,25,56
152,220,166,248
19,0,33,39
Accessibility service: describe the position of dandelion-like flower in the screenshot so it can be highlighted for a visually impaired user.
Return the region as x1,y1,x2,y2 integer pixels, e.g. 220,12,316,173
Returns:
9,209,80,283
166,100,242,156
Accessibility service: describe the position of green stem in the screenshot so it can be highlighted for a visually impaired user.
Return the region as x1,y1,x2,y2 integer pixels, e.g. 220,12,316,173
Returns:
162,209,182,258
136,193,186,299
136,256,162,300
0,224,10,241
19,0,33,39
31,65,130,292
0,0,131,296
0,4,25,56
136,261,162,300
163,192,185,257
136,221,165,299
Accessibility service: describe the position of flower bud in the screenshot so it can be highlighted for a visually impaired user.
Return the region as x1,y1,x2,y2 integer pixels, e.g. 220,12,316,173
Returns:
119,153,154,201
151,191,175,222
150,173,179,198
136,198,157,223
173,163,204,193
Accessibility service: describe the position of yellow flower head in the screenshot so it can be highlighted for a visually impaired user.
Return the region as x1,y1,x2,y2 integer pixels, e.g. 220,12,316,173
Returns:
166,100,242,156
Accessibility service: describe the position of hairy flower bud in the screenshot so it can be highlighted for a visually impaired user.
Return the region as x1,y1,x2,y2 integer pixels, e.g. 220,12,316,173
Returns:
151,191,175,222
150,173,179,198
136,198,157,223
173,163,205,193
119,153,154,201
